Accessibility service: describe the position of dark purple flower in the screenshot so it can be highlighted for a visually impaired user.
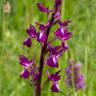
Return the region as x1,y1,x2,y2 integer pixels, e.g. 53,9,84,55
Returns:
19,55,36,79
54,27,72,41
36,23,47,43
37,2,51,13
46,71,61,81
38,32,47,43
46,44,66,68
51,82,60,92
20,69,30,79
27,25,37,38
19,55,35,68
46,71,60,93
19,55,30,67
23,38,32,47
47,55,58,68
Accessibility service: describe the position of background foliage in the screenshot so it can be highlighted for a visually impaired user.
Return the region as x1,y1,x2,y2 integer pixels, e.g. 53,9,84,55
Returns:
0,0,96,96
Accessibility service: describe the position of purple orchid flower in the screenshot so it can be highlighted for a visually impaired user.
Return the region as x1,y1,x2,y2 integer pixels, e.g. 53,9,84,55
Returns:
19,55,30,67
47,55,58,67
19,55,35,79
54,27,72,41
46,70,61,81
26,25,37,38
36,23,47,43
46,71,60,92
19,55,35,68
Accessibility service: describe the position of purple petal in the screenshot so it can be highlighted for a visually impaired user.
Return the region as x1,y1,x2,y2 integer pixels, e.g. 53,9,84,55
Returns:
37,2,51,13
19,55,35,68
47,55,58,68
54,27,72,41
27,25,37,38
51,83,59,92
19,55,30,67
20,69,30,79
38,32,47,43
23,38,32,47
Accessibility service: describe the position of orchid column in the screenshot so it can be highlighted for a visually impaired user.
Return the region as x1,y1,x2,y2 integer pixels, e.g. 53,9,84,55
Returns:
19,0,72,96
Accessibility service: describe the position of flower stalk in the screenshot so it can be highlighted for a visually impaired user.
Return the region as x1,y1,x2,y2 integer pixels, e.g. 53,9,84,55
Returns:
35,12,55,96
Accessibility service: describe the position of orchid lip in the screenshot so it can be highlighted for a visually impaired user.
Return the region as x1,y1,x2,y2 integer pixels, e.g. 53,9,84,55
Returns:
51,82,60,92
38,31,47,43
20,69,30,79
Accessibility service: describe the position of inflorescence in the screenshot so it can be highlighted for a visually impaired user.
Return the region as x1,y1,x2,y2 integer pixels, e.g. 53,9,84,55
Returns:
18,0,85,95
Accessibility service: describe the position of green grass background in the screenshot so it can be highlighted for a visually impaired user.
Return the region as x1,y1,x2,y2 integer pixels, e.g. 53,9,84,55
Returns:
0,0,96,96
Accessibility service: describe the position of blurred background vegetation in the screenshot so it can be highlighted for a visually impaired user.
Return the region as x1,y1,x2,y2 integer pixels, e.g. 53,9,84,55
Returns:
0,0,96,96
